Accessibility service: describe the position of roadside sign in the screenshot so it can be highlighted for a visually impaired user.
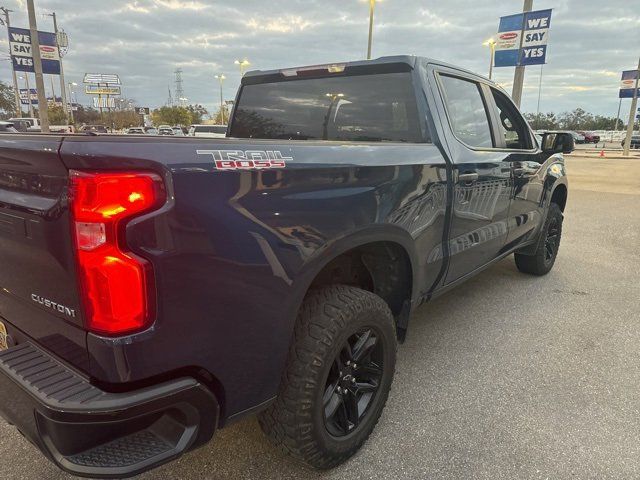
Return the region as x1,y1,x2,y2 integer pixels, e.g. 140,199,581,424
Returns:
83,73,121,85
619,70,640,99
136,107,150,115
495,9,552,67
9,27,60,75
19,88,38,105
85,85,121,96
93,97,116,109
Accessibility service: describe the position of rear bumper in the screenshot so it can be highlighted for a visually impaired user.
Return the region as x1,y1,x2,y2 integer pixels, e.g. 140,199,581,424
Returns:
0,342,219,478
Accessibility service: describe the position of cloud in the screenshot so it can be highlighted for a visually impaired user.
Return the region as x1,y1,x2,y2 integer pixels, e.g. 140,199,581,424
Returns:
0,0,636,118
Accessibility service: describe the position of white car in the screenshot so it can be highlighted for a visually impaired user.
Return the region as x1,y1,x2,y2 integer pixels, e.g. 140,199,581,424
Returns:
189,124,227,138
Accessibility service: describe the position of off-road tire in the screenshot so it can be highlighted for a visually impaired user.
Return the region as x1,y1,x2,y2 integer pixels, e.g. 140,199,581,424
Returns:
258,285,397,469
515,202,563,275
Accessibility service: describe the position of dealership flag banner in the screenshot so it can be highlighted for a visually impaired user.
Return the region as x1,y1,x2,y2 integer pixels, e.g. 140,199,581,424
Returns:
619,70,640,99
9,27,61,75
19,88,38,105
495,9,552,67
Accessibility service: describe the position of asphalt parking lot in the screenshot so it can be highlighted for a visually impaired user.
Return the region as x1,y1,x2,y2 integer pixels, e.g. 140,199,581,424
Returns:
2,155,640,480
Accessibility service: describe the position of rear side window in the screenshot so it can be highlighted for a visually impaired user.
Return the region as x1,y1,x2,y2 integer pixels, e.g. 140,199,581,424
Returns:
230,72,425,143
439,75,493,148
491,88,531,149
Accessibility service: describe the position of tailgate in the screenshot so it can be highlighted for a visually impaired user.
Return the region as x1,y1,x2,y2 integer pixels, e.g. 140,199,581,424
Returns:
0,135,88,371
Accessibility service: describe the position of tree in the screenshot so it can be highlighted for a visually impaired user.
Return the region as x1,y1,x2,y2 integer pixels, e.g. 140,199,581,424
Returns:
151,106,192,126
212,104,230,125
524,112,559,130
186,104,208,124
47,104,68,125
74,106,101,125
0,81,16,118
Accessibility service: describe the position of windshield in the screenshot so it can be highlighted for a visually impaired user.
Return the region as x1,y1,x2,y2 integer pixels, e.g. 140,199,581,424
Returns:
229,72,424,143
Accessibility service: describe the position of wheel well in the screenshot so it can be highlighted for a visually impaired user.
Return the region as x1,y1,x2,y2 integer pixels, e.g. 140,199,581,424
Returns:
309,241,413,337
551,184,567,211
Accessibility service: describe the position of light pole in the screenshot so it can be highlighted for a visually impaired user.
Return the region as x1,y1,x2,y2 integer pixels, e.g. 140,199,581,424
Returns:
67,81,76,124
234,59,250,76
44,12,68,119
367,0,377,60
214,74,226,124
623,56,640,157
483,38,496,80
0,7,22,117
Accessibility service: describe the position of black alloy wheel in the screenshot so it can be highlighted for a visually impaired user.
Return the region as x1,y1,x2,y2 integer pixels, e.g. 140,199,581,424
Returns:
323,328,384,437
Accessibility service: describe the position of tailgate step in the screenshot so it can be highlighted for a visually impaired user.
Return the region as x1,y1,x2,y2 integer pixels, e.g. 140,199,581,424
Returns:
67,430,172,468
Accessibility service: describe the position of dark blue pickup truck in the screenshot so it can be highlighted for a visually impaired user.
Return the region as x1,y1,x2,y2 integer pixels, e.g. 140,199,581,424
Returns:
0,56,571,478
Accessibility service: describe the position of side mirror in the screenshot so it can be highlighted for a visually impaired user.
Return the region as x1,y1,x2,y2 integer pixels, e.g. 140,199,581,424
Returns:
542,132,575,154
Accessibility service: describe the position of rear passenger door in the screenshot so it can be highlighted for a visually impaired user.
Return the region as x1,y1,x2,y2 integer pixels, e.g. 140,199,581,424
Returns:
485,87,545,247
436,72,513,284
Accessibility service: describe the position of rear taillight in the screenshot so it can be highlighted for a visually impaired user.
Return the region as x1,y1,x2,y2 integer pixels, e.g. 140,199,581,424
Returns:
70,170,166,336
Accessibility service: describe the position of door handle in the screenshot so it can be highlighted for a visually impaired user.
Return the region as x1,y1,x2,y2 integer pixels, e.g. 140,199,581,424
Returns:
458,173,479,184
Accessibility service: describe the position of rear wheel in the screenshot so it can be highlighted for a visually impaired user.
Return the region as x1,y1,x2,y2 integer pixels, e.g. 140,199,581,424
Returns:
514,202,563,276
259,285,397,469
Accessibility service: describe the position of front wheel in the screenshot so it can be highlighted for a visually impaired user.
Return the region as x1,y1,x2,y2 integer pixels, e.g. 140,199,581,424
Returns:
259,285,397,469
514,202,563,275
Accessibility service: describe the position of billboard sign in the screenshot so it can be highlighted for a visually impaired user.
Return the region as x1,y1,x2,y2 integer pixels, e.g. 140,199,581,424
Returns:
84,73,121,85
136,107,150,115
495,9,552,67
85,85,121,95
619,70,640,99
9,27,60,75
93,97,116,109
19,88,38,105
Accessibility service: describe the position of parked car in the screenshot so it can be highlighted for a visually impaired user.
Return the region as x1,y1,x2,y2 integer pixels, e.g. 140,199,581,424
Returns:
621,134,640,149
126,127,146,134
0,56,572,479
0,121,19,133
158,127,175,135
8,117,40,130
189,124,227,138
80,125,108,134
579,131,600,144
171,126,185,136
570,131,585,144
6,119,31,132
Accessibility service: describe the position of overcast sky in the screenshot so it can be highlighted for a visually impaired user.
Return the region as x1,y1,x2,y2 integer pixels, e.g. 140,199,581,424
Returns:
0,0,638,119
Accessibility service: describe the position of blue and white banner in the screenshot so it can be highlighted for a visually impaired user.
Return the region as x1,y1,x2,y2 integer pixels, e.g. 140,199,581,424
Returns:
19,88,38,105
494,9,552,68
619,70,640,99
9,27,60,75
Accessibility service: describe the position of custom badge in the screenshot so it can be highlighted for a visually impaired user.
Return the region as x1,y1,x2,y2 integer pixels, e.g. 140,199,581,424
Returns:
197,150,292,170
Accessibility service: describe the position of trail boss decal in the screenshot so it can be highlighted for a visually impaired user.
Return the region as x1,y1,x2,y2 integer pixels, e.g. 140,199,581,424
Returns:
197,150,292,170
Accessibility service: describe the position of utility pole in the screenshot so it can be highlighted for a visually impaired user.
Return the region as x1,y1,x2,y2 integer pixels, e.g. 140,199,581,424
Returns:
46,12,68,121
215,74,226,124
367,0,375,60
622,56,640,157
511,0,533,108
0,7,22,117
27,0,49,132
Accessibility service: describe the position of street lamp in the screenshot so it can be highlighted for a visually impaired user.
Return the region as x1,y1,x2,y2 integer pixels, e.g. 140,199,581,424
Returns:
234,59,250,76
67,81,77,124
483,37,497,80
366,0,379,60
214,74,226,124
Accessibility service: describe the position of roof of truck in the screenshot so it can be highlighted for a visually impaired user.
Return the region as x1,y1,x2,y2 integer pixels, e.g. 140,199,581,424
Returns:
242,55,493,86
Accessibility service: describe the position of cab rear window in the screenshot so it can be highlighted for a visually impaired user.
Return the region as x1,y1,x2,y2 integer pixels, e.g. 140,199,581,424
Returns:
230,72,426,143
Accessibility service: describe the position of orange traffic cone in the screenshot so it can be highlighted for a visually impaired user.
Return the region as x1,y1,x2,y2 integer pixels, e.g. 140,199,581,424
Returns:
599,150,605,158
